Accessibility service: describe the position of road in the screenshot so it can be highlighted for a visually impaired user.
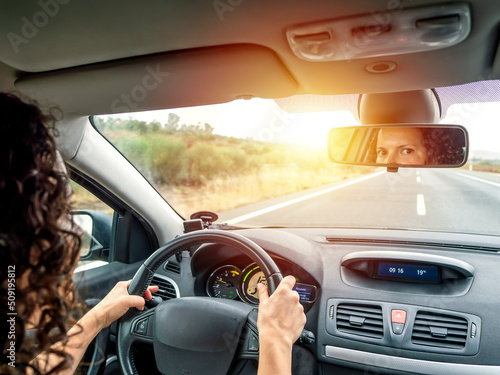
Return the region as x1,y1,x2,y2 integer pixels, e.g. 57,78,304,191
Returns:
219,169,500,236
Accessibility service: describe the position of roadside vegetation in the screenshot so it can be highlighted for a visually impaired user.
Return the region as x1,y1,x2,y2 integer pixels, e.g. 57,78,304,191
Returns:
466,160,500,173
72,116,372,219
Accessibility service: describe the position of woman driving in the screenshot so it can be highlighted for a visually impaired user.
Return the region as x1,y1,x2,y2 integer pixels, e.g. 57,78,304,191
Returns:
0,92,305,375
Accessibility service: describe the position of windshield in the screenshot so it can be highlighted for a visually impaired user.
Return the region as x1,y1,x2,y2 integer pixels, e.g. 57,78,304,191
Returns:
92,90,500,236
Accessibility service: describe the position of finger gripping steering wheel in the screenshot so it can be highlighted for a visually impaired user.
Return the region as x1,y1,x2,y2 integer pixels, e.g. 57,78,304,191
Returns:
117,230,283,375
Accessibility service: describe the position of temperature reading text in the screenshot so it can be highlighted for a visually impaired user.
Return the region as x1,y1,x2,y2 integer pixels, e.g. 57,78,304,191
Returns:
377,262,439,282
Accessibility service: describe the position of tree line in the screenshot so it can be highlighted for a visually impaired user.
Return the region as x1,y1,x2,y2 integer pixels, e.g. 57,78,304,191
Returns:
93,116,335,187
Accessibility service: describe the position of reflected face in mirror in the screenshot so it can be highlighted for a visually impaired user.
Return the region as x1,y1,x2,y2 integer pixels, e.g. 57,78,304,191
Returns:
376,127,427,165
327,124,467,167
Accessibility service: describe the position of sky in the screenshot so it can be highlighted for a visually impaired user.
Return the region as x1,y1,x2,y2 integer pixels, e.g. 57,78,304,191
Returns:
103,98,356,148
443,102,500,153
100,98,500,152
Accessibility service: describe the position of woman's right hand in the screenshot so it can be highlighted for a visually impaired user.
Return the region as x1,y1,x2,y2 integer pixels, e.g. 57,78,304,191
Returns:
257,275,306,347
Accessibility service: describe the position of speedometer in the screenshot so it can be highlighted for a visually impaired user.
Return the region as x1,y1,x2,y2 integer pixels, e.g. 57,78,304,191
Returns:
240,264,267,304
206,265,241,299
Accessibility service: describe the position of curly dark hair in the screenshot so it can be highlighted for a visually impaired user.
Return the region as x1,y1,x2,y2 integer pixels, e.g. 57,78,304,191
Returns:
0,93,82,374
422,127,466,165
365,128,380,163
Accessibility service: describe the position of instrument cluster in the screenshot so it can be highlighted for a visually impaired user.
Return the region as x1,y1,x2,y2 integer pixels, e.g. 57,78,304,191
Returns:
205,263,317,305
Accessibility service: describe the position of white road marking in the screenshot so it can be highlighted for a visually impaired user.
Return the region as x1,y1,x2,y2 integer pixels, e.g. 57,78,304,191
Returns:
226,171,385,224
417,194,426,216
416,176,421,183
454,172,500,188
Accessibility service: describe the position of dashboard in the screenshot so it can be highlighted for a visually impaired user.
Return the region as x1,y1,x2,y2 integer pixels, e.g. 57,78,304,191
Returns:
150,227,500,374
190,241,319,312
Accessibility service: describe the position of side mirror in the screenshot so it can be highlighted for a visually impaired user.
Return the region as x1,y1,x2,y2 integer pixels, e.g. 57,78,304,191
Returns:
327,124,468,171
72,210,112,261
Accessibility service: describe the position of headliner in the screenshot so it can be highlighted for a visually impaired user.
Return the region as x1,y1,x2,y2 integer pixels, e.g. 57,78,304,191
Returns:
1,1,499,114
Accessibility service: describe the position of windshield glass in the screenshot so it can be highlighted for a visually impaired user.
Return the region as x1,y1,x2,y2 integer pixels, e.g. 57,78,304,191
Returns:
93,90,500,236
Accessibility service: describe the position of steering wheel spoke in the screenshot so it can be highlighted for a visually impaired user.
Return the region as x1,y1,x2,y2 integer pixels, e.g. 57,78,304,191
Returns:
117,308,155,373
238,310,260,361
129,309,155,344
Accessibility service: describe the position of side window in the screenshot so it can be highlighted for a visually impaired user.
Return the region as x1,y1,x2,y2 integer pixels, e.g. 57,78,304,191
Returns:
71,181,114,271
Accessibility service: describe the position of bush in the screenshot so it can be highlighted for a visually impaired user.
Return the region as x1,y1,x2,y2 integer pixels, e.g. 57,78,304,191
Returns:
222,147,247,172
185,143,235,184
149,136,187,185
293,147,331,173
114,136,151,172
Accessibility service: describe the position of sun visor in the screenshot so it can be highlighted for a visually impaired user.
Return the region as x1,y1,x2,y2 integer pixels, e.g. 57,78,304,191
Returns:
15,44,298,115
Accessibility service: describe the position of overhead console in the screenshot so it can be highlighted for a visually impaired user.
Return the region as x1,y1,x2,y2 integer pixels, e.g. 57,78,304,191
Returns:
340,251,474,296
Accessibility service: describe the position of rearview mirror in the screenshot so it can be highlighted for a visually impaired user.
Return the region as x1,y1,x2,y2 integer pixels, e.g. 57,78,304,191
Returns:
327,124,468,169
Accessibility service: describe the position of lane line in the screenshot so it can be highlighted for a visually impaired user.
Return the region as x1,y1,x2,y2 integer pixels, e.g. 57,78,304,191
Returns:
417,194,426,216
416,176,421,183
453,172,500,188
226,171,386,224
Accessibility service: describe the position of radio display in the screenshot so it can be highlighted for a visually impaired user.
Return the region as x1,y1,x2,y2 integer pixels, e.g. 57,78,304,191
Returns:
376,262,439,282
293,283,317,302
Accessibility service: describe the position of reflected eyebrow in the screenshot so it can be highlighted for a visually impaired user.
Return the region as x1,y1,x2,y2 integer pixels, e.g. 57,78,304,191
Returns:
398,144,417,147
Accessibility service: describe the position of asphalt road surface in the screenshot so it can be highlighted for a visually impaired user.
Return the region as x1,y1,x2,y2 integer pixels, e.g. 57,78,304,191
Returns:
219,169,500,236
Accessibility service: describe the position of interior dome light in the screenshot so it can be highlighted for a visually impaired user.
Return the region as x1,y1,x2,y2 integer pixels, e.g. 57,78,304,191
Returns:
286,3,471,62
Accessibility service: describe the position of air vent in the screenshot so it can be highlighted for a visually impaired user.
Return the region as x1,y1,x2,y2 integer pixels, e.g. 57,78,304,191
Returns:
164,261,181,274
412,311,468,349
151,276,178,301
336,303,384,339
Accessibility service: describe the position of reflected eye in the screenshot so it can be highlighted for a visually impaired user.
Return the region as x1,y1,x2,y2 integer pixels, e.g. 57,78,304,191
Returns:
401,148,415,155
377,149,387,157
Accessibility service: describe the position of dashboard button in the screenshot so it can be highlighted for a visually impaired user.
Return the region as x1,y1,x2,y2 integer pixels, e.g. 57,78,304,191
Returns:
135,318,148,334
391,309,407,324
248,332,259,352
392,322,404,335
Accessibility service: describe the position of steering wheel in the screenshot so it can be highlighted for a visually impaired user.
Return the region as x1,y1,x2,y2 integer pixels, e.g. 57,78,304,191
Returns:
117,230,283,375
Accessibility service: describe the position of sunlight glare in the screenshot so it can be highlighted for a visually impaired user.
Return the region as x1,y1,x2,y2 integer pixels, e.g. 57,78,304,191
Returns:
101,98,359,148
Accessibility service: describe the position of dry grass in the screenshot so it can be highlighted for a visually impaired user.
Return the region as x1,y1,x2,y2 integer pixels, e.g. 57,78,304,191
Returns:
70,182,114,216
159,164,370,219
466,164,500,173
71,165,371,219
